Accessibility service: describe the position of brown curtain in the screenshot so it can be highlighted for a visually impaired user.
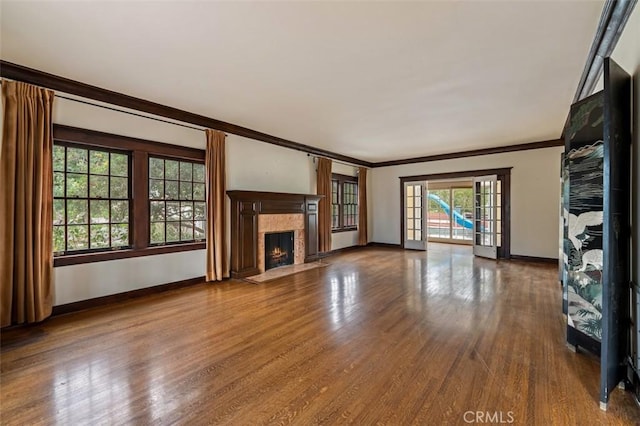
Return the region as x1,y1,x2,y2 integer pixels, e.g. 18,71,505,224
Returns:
1,80,54,327
358,167,368,246
205,129,229,281
317,157,332,253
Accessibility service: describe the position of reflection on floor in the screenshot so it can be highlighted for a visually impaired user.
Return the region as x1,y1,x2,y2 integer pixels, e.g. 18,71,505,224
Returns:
1,244,639,424
245,261,327,283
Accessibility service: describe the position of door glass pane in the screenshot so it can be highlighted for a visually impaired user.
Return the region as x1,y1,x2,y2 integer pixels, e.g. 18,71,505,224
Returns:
475,179,496,248
451,187,473,241
427,189,451,239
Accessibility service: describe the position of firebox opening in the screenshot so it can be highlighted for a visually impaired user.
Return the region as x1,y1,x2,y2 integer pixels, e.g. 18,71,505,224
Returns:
265,231,295,271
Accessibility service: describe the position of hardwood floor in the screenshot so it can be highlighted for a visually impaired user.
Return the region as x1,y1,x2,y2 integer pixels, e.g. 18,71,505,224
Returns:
2,245,639,425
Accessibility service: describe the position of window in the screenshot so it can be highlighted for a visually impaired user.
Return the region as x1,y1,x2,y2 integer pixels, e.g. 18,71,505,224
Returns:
52,125,206,266
149,157,206,245
331,180,339,229
331,173,358,232
53,144,130,254
342,181,358,228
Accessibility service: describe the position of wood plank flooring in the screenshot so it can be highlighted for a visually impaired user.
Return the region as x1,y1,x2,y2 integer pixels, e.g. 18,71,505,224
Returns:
2,245,639,425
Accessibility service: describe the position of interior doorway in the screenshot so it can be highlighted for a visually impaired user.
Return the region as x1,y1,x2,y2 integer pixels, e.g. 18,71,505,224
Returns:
400,168,511,259
426,180,473,245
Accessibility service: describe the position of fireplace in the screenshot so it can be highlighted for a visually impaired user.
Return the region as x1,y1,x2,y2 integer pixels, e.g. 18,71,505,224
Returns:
265,231,295,270
227,191,321,278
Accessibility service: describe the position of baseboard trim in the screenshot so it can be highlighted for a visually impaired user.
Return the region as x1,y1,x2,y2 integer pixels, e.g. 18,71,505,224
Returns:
324,245,365,256
51,276,206,317
510,254,558,264
319,242,402,258
366,242,402,249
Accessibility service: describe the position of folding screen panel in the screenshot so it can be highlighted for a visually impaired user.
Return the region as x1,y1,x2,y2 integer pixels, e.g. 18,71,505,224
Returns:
565,91,605,354
600,57,631,409
563,57,631,410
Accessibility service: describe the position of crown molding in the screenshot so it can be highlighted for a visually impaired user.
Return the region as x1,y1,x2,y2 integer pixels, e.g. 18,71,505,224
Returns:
0,60,372,167
372,139,563,168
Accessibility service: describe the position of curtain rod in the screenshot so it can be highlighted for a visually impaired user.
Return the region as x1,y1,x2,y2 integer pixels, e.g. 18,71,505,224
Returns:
307,153,369,169
0,78,222,134
56,94,208,132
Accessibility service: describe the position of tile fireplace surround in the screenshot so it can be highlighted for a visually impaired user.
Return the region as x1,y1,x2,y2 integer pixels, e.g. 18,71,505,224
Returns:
258,214,305,274
227,191,323,279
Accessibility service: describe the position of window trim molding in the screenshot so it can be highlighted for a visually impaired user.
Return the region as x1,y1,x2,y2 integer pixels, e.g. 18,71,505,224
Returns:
52,124,206,267
53,142,133,255
148,155,207,246
331,173,359,233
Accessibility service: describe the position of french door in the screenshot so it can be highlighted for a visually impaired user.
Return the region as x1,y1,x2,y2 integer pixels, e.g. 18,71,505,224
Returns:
473,175,499,259
404,181,426,250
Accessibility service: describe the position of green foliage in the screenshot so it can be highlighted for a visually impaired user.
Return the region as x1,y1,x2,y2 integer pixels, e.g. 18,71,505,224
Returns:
53,172,65,197
180,162,192,180
180,202,193,220
53,226,65,252
52,149,207,252
167,222,180,242
110,153,128,176
150,202,165,221
193,183,205,201
53,145,130,253
150,222,165,244
67,174,87,197
149,179,164,199
427,188,473,215
194,202,206,220
111,224,128,246
67,225,88,250
90,224,109,248
167,202,180,220
111,201,129,223
180,182,193,200
577,308,602,339
53,145,65,172
165,160,179,179
67,148,87,173
193,164,205,182
67,200,88,224
110,177,128,198
166,181,179,199
90,151,109,174
90,200,109,224
90,175,109,198
149,157,164,179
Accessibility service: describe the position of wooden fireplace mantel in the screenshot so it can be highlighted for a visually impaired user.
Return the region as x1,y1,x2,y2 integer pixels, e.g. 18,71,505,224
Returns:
227,190,323,278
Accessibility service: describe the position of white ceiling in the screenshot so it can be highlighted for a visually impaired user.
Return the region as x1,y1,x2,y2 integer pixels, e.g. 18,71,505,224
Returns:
1,1,603,163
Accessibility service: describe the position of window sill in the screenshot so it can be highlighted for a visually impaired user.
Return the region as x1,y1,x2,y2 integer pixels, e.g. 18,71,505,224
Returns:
332,228,358,234
53,242,206,267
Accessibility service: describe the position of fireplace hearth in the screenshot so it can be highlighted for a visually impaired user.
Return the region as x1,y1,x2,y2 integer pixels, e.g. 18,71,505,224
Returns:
265,231,295,270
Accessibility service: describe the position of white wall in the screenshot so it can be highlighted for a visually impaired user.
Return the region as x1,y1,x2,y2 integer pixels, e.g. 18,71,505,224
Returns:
227,134,315,194
47,94,375,304
371,147,563,258
50,96,368,305
52,98,207,305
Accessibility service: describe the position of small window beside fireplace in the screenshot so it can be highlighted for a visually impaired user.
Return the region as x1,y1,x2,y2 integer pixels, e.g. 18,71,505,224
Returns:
264,231,295,271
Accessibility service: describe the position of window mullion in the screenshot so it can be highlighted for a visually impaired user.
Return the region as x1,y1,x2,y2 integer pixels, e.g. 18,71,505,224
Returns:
340,181,345,230
133,150,149,250
63,147,68,253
